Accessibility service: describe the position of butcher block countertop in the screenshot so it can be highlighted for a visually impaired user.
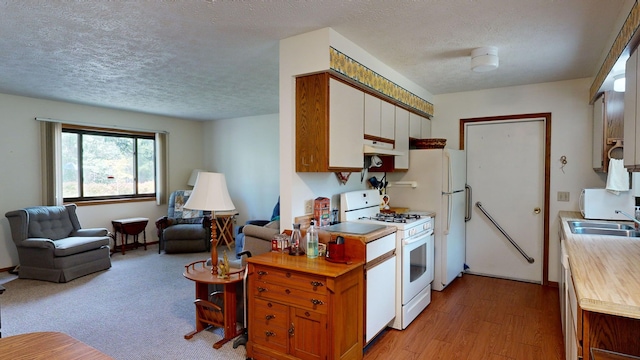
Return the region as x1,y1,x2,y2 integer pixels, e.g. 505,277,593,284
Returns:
559,211,640,319
247,251,364,278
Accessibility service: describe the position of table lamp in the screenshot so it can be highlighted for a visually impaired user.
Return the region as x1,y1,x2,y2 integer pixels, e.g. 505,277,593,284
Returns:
184,172,236,275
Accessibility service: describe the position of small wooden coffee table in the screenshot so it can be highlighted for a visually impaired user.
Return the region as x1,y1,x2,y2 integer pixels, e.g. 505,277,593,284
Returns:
183,260,244,349
111,217,149,255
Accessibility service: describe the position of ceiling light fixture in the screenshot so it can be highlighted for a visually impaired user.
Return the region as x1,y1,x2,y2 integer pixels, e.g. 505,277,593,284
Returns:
613,74,626,92
471,46,499,72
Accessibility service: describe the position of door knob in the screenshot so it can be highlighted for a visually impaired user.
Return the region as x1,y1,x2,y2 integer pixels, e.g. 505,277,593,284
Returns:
534,207,541,214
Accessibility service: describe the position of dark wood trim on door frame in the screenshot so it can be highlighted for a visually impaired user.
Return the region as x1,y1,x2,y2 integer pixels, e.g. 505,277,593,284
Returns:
460,112,552,286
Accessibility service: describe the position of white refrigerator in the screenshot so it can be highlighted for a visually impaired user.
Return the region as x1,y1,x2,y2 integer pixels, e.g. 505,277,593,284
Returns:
387,149,466,291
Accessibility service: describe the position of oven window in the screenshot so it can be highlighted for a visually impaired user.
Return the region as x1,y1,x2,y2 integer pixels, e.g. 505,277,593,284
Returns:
409,242,427,282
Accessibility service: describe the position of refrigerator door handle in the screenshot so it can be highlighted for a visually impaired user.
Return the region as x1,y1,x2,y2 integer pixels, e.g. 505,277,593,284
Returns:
444,193,451,235
465,184,472,222
444,150,452,193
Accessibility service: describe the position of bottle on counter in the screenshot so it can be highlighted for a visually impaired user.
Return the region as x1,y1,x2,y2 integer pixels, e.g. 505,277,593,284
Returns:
289,223,305,256
306,220,319,259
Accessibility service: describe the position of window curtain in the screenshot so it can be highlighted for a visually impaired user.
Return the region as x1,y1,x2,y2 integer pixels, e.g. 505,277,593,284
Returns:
40,120,63,205
156,132,169,205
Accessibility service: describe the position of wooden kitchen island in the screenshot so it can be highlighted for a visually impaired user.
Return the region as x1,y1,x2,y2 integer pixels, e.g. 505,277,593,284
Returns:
558,211,640,359
246,252,364,360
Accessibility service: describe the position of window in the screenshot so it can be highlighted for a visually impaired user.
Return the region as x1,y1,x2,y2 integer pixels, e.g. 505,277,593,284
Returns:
61,125,156,202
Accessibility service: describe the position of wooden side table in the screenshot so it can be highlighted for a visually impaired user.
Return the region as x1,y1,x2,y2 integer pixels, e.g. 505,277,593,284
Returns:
183,260,244,349
111,217,149,255
215,211,238,250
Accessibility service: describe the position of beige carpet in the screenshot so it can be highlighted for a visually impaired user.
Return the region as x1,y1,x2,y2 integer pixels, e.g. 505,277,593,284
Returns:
0,245,246,360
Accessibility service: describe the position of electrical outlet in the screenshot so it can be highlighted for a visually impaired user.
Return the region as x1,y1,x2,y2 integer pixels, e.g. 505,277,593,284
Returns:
305,200,313,214
557,191,570,202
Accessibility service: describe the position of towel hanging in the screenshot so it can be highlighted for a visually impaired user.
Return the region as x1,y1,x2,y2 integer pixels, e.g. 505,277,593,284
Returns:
606,158,629,194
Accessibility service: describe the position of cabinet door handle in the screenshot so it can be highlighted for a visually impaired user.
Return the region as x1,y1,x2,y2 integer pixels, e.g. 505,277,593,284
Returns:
265,331,276,337
310,281,324,290
257,270,268,276
311,299,324,307
257,287,268,293
289,323,295,336
265,314,276,320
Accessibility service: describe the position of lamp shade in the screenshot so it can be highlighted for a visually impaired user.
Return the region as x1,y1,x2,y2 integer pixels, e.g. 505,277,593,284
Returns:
471,46,499,72
183,172,235,211
187,169,205,187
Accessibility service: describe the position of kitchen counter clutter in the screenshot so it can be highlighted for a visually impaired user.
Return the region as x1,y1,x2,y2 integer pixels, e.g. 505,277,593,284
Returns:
559,211,640,319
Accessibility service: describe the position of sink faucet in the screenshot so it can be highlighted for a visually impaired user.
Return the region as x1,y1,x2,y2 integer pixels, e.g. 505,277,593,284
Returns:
614,210,640,225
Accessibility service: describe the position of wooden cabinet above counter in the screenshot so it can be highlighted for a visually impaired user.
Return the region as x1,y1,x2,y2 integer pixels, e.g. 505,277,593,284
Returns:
295,71,429,173
296,72,364,172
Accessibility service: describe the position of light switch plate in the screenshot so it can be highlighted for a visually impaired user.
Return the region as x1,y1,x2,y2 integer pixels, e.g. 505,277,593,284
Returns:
557,191,570,202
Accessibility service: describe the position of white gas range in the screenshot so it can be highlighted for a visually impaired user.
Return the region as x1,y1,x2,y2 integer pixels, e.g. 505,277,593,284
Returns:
340,190,434,331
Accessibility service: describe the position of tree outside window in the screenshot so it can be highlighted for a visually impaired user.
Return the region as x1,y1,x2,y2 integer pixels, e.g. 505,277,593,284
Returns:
61,127,156,201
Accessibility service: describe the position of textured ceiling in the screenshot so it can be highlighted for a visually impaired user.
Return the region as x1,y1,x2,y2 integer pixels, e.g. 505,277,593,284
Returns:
0,1,628,121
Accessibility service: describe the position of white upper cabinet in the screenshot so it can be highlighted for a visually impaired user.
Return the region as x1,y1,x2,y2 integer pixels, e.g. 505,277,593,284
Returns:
365,93,395,140
624,47,639,169
395,106,410,170
364,93,382,137
380,100,396,140
409,112,431,139
409,112,422,138
421,117,432,138
329,78,365,169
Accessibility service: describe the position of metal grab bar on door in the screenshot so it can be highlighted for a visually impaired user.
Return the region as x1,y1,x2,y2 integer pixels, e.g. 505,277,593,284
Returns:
475,202,535,264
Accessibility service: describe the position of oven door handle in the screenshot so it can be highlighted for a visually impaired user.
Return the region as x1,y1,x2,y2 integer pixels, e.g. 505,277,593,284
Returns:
403,232,431,246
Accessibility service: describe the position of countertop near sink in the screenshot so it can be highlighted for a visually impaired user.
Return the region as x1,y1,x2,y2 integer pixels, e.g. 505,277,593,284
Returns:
559,211,640,319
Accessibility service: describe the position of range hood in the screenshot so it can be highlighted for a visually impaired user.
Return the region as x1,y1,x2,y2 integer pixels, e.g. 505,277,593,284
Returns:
363,140,404,156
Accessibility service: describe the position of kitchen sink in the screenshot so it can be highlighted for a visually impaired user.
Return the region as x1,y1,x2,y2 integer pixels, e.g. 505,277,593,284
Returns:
567,221,635,230
568,221,639,237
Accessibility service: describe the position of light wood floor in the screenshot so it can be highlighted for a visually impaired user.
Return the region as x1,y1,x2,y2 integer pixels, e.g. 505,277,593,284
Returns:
364,274,564,360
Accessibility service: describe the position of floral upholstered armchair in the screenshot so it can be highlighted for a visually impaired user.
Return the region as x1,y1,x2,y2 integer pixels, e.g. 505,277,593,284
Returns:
156,190,211,253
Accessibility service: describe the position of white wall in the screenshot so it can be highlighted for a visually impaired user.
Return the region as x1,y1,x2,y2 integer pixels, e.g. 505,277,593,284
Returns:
279,28,433,228
432,78,605,282
0,93,206,269
202,114,280,226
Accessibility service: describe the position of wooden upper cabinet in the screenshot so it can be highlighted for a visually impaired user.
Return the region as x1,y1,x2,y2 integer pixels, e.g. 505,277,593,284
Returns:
296,72,364,172
593,91,624,172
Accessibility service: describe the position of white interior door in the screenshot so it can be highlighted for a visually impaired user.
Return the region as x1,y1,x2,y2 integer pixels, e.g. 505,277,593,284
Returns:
465,119,544,283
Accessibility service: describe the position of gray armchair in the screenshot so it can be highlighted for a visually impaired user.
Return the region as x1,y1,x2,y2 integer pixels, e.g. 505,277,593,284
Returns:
5,204,112,283
156,190,211,253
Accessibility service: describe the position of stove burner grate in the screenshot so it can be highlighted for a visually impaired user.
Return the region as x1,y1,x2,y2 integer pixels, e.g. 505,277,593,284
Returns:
359,213,422,223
